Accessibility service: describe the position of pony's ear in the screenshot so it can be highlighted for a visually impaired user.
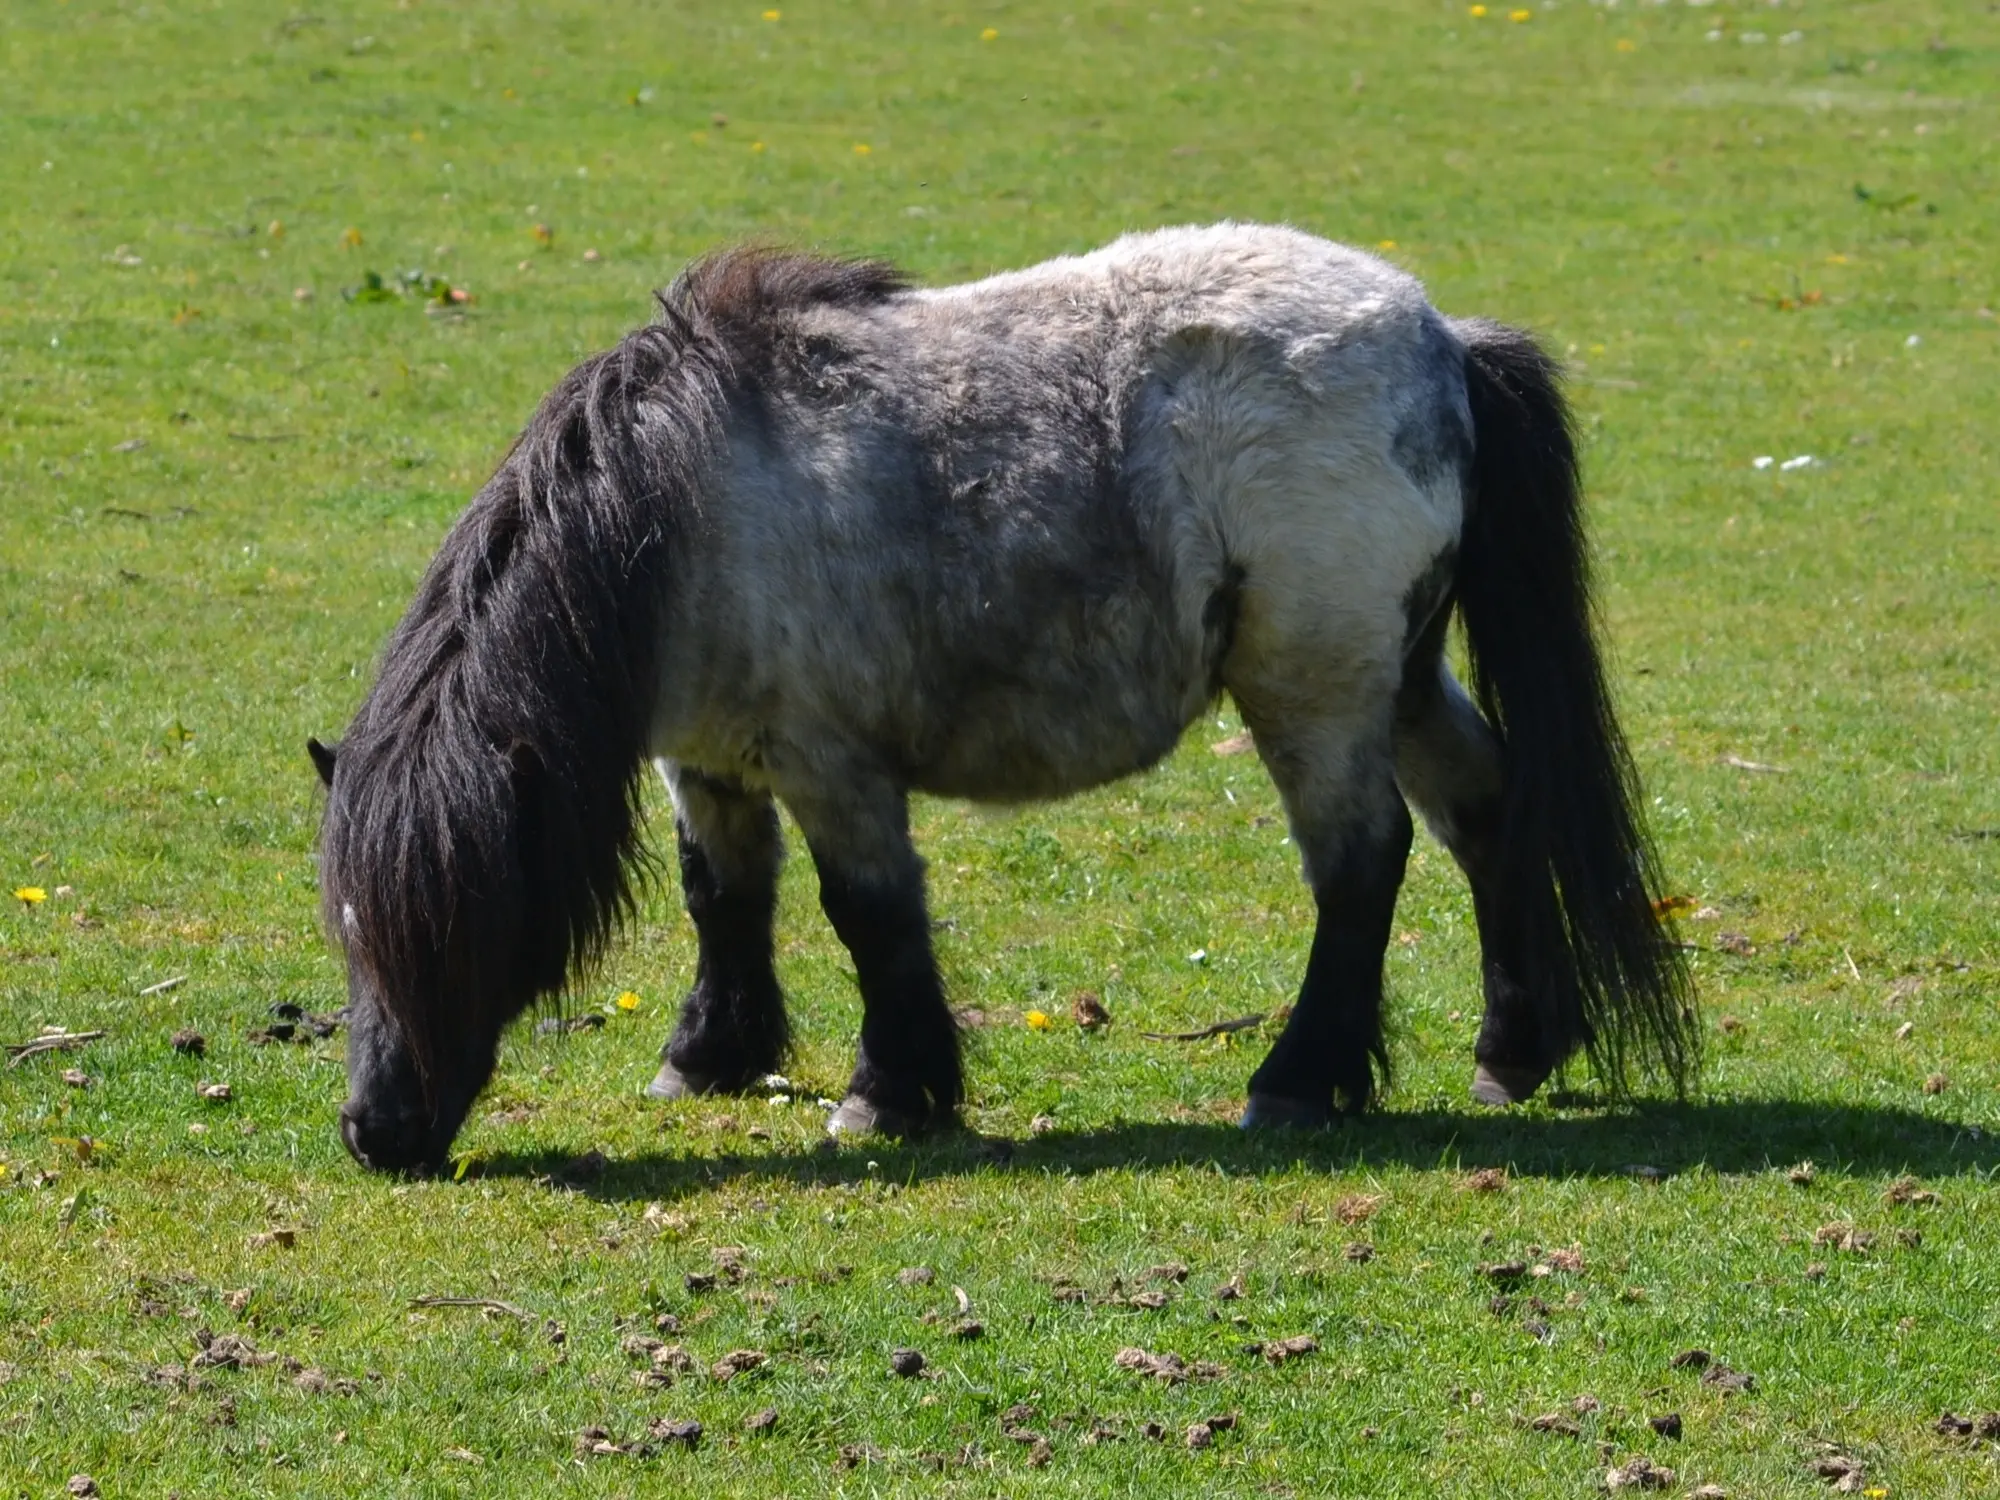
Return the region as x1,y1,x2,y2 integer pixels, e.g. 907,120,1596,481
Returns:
307,737,339,788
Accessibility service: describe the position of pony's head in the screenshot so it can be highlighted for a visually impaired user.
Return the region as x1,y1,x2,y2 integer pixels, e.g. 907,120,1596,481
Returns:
310,732,559,1173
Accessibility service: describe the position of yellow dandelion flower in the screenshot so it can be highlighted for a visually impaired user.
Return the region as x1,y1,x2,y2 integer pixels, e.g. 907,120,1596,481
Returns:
853,142,872,155
1468,4,1486,15
763,8,781,19
409,129,426,143
1024,1009,1052,1031
1377,239,1398,251
1509,7,1531,20
981,26,998,41
750,140,766,153
340,226,363,249
616,990,642,1011
14,886,47,905
1616,38,1636,52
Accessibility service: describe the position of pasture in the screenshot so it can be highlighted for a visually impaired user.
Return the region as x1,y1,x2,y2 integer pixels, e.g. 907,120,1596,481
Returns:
2,0,1995,1493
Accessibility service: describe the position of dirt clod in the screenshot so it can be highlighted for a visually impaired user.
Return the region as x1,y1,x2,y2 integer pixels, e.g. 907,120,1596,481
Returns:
1334,1192,1385,1224
711,1349,767,1382
1029,1113,1056,1134
1700,1364,1756,1394
1936,1411,1974,1437
1649,1412,1683,1439
1146,1262,1190,1283
1255,1334,1319,1366
952,1318,984,1340
1214,1273,1245,1301
897,1266,935,1286
1482,1261,1530,1284
1669,1348,1712,1371
1114,1346,1225,1382
171,1029,206,1055
1922,1071,1948,1094
1812,1452,1865,1490
1463,1167,1508,1193
1605,1455,1676,1491
1344,1242,1376,1264
684,1272,717,1293
1530,1412,1581,1437
1814,1223,1875,1254
67,1479,99,1498
1127,1290,1170,1310
1072,991,1110,1029
191,1330,274,1370
745,1406,779,1433
61,1068,90,1087
196,1080,231,1101
1788,1162,1817,1185
889,1348,926,1377
247,1227,297,1250
1885,1176,1939,1206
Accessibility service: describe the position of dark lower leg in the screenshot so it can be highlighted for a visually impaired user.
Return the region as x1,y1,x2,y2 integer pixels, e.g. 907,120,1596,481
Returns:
814,857,961,1136
1243,798,1412,1126
652,775,788,1097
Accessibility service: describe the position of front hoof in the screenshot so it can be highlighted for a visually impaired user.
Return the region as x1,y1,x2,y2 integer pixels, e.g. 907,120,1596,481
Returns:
645,1060,723,1101
826,1095,924,1139
1470,1062,1550,1107
1239,1092,1334,1132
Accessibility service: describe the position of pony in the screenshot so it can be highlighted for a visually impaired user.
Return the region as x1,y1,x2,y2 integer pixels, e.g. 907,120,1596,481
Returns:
308,223,1696,1173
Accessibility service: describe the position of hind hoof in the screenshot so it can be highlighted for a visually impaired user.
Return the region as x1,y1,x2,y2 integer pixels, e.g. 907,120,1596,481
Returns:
645,1060,723,1101
1239,1092,1334,1132
825,1095,927,1139
1471,1062,1550,1107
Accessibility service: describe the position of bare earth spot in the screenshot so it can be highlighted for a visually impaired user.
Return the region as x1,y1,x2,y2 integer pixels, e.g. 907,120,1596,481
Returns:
889,1348,926,1377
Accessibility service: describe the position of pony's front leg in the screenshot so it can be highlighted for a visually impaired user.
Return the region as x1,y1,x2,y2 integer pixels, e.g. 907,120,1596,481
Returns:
788,778,961,1138
647,765,791,1099
1237,714,1412,1128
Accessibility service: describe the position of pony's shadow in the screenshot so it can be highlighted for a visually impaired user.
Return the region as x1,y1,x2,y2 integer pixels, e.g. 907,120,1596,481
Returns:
477,1098,1995,1206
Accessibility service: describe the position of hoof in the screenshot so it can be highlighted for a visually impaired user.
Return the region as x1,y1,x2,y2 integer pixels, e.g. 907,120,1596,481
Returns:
826,1095,923,1139
1471,1062,1550,1107
644,1060,722,1101
1239,1092,1334,1132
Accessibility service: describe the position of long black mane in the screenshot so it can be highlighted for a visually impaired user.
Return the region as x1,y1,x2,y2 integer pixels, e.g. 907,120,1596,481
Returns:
317,250,908,1083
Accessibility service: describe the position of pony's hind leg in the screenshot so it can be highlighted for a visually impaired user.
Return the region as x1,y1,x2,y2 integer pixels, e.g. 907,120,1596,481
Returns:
648,765,791,1099
1238,709,1412,1128
787,777,961,1138
1393,657,1566,1105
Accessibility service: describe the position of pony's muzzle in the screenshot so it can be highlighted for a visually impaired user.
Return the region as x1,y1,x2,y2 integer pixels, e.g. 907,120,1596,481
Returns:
338,1098,442,1176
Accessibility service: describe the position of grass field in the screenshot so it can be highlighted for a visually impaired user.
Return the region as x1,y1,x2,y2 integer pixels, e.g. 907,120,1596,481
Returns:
3,0,1997,1494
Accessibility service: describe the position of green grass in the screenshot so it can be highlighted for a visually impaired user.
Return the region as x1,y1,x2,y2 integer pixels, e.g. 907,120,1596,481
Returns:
3,0,1997,1493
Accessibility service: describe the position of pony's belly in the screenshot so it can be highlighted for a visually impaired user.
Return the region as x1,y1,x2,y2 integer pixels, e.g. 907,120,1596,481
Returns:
911,682,1195,804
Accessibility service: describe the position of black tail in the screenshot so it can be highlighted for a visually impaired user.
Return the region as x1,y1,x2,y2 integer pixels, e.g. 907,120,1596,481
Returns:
1450,318,1698,1098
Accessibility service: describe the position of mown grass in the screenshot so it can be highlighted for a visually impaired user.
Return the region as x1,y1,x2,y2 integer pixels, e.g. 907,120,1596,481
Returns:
2,0,1997,1494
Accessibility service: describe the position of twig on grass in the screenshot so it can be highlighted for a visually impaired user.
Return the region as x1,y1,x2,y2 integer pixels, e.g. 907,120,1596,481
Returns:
6,1030,106,1066
1139,1014,1268,1043
408,1295,535,1321
139,975,187,996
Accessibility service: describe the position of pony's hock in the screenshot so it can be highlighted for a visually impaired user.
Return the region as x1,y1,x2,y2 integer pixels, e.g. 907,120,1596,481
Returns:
310,224,1697,1173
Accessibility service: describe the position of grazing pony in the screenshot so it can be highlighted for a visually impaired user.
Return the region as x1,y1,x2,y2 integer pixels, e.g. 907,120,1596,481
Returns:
309,223,1695,1173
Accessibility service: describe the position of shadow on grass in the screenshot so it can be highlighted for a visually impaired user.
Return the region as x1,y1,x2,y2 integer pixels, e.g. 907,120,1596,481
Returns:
475,1098,1996,1204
